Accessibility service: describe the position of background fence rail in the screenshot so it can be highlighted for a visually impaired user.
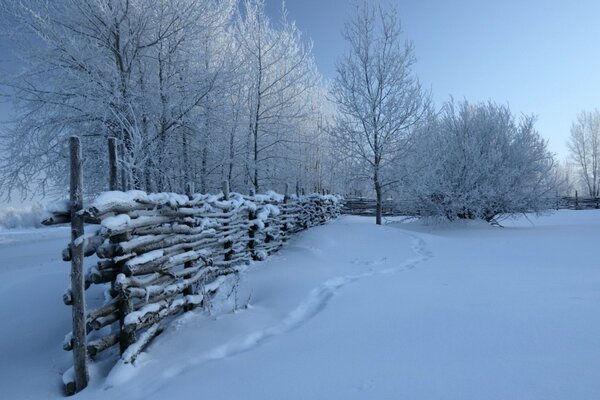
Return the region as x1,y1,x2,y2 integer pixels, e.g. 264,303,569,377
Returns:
342,196,600,217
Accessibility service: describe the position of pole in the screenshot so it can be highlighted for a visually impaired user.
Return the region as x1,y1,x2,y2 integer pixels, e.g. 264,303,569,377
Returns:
69,136,89,393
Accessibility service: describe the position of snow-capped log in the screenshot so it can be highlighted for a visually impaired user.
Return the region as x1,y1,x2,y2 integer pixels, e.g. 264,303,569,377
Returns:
59,188,342,385
122,323,163,364
62,234,105,261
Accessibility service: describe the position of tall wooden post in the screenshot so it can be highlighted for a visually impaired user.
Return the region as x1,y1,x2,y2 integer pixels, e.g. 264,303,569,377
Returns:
222,180,232,262
108,138,118,191
69,136,89,393
222,180,230,200
183,182,195,311
248,188,257,260
284,183,289,203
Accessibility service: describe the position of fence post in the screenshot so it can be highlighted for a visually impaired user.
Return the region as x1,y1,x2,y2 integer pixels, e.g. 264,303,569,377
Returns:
108,138,118,191
575,190,579,210
183,182,195,311
248,188,257,260
222,180,230,201
222,180,232,262
69,136,89,393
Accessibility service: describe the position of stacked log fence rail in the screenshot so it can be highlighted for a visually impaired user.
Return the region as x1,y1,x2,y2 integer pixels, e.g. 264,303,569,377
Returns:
342,196,600,217
45,137,342,395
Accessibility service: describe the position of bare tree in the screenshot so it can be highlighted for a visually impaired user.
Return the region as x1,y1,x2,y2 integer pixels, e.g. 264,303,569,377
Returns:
330,0,429,224
236,0,319,192
567,109,600,198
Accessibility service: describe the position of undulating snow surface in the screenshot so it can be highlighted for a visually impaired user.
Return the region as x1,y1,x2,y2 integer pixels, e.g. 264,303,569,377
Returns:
0,211,599,399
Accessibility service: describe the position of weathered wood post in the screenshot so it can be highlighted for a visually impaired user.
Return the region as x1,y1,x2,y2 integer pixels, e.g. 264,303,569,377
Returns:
222,180,233,262
69,136,89,394
222,180,230,201
183,182,195,311
108,138,118,191
248,188,257,260
280,183,290,242
575,190,579,210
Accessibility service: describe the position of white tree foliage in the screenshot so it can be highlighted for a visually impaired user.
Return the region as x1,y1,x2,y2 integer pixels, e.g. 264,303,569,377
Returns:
235,0,320,191
567,109,600,198
330,0,429,224
398,100,557,222
0,0,332,198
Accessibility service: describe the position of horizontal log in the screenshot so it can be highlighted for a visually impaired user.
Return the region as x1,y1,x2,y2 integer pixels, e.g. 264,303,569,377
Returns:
106,231,218,260
87,334,120,358
101,215,173,237
86,267,118,285
42,214,70,226
122,323,163,364
124,247,213,276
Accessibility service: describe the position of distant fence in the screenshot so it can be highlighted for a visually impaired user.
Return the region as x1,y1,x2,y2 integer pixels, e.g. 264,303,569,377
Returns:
342,196,600,217
44,137,342,395
558,196,600,210
342,198,403,216
341,198,416,216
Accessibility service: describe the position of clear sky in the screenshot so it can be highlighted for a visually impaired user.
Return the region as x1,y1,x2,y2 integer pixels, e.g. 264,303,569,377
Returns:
1,1,598,160
266,0,600,160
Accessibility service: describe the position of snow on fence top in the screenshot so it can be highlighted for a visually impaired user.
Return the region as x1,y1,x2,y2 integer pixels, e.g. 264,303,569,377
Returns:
47,189,342,394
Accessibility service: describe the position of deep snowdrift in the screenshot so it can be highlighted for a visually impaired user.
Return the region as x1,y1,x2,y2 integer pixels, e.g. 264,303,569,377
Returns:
0,211,599,399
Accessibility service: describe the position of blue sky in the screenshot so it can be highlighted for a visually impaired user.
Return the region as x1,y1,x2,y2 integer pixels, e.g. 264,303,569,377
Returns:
266,0,600,159
1,0,598,160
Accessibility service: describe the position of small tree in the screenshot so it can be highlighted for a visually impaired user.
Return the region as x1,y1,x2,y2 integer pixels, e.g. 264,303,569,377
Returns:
399,100,557,222
567,109,600,198
330,0,429,225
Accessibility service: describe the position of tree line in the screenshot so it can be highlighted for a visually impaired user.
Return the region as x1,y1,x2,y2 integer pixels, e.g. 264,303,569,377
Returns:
2,0,585,224
0,0,333,198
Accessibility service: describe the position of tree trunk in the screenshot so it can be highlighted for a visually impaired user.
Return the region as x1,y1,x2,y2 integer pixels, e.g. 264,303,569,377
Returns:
374,177,382,225
108,138,118,191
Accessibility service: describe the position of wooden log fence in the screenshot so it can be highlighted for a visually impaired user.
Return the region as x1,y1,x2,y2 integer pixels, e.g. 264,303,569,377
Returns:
343,195,600,217
45,138,342,395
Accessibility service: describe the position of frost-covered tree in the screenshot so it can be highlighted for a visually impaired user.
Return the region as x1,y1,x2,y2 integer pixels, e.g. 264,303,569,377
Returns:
567,109,600,198
330,0,429,224
0,0,236,197
235,0,319,192
398,100,557,222
0,0,333,199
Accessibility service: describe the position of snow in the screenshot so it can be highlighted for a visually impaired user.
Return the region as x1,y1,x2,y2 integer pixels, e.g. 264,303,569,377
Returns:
0,205,45,230
124,303,164,327
1,211,600,399
126,250,164,267
101,214,131,230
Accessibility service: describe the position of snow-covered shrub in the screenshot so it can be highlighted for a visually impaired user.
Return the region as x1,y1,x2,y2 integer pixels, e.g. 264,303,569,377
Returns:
398,100,557,221
0,204,45,230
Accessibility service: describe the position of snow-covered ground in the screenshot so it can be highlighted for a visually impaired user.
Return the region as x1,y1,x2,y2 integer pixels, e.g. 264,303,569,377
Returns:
1,211,599,399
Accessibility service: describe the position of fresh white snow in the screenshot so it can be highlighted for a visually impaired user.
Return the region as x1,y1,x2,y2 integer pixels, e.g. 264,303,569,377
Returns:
0,211,599,399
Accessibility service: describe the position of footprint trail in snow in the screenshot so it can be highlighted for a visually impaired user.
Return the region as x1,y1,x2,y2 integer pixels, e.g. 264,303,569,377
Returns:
159,232,432,380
